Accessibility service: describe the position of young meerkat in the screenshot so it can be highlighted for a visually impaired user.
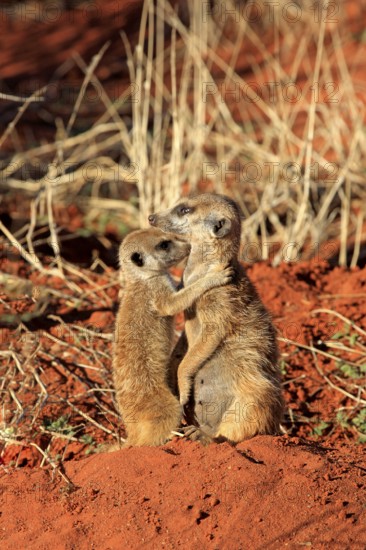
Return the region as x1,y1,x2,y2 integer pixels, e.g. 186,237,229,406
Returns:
149,194,284,444
112,227,233,447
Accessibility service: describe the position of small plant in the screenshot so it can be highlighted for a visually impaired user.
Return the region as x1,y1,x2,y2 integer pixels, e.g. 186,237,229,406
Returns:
336,410,350,430
331,324,360,347
0,426,17,439
335,409,366,443
311,421,331,438
80,434,94,445
331,322,350,340
279,359,287,375
337,362,364,379
80,434,98,455
43,415,75,437
352,409,366,443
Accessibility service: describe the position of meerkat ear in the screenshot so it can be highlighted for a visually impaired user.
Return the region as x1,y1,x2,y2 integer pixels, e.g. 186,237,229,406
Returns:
206,216,232,238
130,252,144,267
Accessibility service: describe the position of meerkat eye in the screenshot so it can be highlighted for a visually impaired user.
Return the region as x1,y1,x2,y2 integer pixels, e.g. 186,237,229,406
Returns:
130,252,144,267
159,240,172,250
179,206,191,215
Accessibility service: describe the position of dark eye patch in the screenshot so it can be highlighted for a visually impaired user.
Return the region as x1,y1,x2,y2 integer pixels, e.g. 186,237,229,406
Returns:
130,252,144,267
173,204,193,217
158,240,172,250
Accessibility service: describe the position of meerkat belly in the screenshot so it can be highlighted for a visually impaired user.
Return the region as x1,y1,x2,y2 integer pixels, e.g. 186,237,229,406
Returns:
115,312,173,393
192,350,233,435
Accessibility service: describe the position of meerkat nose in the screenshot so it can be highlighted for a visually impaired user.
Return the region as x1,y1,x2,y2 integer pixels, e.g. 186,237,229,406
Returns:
148,214,156,225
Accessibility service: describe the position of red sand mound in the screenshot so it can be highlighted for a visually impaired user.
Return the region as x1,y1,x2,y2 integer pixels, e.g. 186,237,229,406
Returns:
1,256,366,548
1,436,365,549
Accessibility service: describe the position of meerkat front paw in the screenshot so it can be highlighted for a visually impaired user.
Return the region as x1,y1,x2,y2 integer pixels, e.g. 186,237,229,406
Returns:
179,425,213,446
220,264,234,284
208,261,227,273
98,440,126,453
204,264,234,289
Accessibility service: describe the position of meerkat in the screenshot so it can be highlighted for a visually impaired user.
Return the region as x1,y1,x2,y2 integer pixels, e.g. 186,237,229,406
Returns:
148,193,284,444
112,227,233,447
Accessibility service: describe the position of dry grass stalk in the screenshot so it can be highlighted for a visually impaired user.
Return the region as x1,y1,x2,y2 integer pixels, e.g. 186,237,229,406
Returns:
1,1,365,260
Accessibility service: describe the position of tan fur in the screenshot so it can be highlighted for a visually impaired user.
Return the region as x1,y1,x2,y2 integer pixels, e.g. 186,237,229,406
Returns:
149,194,284,444
112,227,233,447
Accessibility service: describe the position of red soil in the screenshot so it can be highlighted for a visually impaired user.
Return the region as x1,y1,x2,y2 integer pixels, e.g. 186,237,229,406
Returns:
1,250,366,548
1,437,366,549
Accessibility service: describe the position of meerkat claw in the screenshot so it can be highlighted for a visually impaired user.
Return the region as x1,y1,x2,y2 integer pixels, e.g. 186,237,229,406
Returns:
178,426,213,446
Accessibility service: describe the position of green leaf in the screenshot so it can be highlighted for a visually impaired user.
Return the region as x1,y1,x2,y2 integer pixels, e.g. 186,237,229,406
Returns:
352,409,366,430
331,331,344,340
43,415,75,435
339,363,361,379
336,411,349,429
80,434,94,445
312,421,330,436
348,333,358,346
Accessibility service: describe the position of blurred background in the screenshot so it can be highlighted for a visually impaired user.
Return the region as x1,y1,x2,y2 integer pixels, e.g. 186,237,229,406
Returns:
0,0,365,268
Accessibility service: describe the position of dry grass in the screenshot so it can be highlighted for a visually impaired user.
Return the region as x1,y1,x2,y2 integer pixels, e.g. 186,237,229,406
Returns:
280,307,366,442
1,0,365,257
0,259,121,468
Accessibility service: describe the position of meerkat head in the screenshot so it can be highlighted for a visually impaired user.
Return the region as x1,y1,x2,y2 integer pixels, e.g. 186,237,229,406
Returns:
119,228,190,280
148,193,242,246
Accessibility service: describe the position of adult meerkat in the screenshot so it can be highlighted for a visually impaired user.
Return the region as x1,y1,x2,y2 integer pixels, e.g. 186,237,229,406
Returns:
149,194,283,444
113,227,233,447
